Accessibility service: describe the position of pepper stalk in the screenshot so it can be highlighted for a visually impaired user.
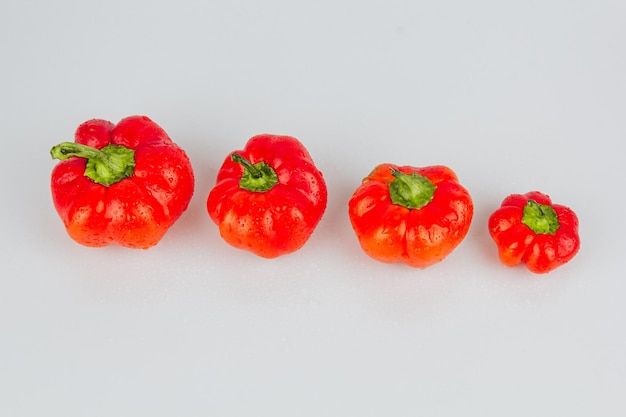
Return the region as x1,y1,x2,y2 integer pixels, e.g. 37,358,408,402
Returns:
522,199,560,235
51,142,135,186
231,153,279,192
388,168,437,209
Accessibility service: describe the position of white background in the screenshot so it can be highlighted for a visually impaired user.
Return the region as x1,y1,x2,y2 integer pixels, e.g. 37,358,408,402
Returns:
1,0,625,415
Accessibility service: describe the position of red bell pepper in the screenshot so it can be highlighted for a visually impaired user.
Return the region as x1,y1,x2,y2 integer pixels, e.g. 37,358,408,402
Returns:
348,164,474,268
207,134,327,258
50,116,195,249
488,191,580,273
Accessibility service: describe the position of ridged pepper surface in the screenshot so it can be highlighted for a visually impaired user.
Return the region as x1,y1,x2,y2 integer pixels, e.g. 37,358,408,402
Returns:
348,164,473,268
488,191,580,273
207,134,327,258
50,116,194,249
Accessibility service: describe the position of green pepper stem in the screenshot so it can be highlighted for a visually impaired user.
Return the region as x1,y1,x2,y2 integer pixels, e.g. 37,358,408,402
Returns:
388,168,436,210
231,153,262,179
50,142,136,186
522,199,560,235
51,142,102,162
231,153,279,192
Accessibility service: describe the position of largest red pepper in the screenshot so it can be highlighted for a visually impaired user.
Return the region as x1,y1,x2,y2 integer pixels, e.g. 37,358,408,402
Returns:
207,134,327,258
50,116,195,249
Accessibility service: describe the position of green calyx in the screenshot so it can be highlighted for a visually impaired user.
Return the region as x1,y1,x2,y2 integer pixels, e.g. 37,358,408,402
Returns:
389,168,436,210
522,199,560,235
50,142,136,186
231,153,278,192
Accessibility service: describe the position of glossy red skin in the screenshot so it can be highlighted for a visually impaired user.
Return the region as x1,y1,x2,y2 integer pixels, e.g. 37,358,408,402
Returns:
50,116,195,249
207,134,328,258
348,164,474,268
488,191,580,274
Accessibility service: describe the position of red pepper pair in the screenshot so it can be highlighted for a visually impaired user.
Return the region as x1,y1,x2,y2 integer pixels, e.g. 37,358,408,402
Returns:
49,117,327,256
347,165,580,273
50,116,580,273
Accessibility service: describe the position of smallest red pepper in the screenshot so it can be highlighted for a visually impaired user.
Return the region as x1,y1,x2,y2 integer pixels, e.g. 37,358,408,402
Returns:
488,191,580,274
